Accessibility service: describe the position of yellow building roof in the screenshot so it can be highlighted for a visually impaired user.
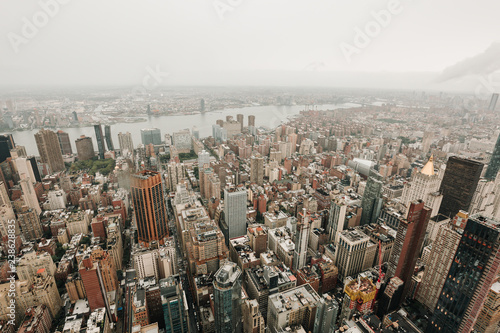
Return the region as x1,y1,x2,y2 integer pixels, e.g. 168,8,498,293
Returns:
421,155,435,176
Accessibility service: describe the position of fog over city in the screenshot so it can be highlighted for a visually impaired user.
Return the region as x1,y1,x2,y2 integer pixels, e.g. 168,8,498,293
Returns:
1,0,500,91
3,2,500,333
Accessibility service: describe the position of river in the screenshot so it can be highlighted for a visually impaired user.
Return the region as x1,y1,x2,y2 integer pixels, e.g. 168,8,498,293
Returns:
5,103,360,155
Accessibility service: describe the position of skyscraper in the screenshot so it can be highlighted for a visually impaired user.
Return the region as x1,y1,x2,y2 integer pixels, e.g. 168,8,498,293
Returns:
313,295,339,333
488,93,499,111
141,128,162,145
237,114,244,131
0,134,14,163
28,156,41,182
160,277,189,333
118,132,134,155
250,154,264,185
248,115,255,127
200,98,205,112
360,170,383,225
34,129,65,172
104,125,114,151
401,155,443,217
293,208,311,271
439,156,483,217
223,186,247,240
387,200,430,302
75,136,95,161
327,196,347,243
57,130,72,155
428,215,500,333
213,262,242,333
131,170,169,246
335,229,370,279
93,124,105,159
387,200,431,300
416,219,462,311
485,134,500,180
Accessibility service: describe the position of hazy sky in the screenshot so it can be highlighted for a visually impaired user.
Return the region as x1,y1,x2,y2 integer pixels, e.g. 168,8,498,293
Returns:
1,0,499,90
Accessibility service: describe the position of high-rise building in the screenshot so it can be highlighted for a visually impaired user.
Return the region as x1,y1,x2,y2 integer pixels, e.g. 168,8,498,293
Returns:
242,299,265,333
198,150,210,169
172,129,192,153
293,209,311,271
400,155,443,216
386,200,430,302
18,305,52,333
131,171,169,246
223,187,247,240
313,295,339,333
141,128,162,145
200,98,205,112
13,157,36,184
17,269,62,318
360,170,383,225
28,156,42,182
104,125,114,151
75,136,95,161
327,196,347,243
19,175,41,215
93,124,105,159
422,131,434,154
250,154,264,185
78,257,106,311
474,281,500,333
416,215,463,311
34,129,65,172
118,132,134,155
17,205,42,241
267,284,321,333
237,114,244,131
248,115,255,127
335,229,370,279
213,262,242,333
57,130,72,155
489,93,499,111
160,277,189,333
485,134,500,180
0,134,14,163
428,215,500,333
439,156,483,217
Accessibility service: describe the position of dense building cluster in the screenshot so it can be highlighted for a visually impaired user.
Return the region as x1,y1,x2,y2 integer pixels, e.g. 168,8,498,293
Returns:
1,90,500,333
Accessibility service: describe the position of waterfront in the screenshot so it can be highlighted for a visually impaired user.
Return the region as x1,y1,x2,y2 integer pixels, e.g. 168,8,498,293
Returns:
6,103,359,155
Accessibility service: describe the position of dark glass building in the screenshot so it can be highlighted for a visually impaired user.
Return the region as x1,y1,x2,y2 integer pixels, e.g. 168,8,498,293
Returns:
485,133,500,180
360,169,383,225
104,125,114,151
57,130,73,155
427,215,500,333
213,262,242,333
0,134,14,163
94,124,105,159
160,278,189,332
439,156,483,218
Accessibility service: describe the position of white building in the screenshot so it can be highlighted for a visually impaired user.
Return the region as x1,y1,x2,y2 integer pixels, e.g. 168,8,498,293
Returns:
224,187,248,239
400,156,443,217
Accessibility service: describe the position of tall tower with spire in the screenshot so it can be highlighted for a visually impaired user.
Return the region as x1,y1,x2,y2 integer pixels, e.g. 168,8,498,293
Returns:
400,155,443,217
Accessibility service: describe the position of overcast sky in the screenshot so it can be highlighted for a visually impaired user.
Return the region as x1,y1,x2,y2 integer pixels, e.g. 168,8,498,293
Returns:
1,0,499,91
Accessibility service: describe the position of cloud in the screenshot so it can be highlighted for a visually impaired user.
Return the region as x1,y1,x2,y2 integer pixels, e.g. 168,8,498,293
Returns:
436,42,500,82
